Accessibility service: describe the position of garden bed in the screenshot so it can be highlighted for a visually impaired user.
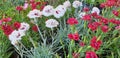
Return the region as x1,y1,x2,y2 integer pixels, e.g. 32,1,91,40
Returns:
0,0,120,58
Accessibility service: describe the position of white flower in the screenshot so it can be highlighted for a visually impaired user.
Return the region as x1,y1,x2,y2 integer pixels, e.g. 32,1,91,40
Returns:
53,5,66,18
19,22,30,32
42,5,54,17
11,40,19,46
79,12,86,18
9,30,26,46
91,7,100,15
72,1,82,8
45,19,59,28
63,1,71,8
27,9,42,18
9,30,25,42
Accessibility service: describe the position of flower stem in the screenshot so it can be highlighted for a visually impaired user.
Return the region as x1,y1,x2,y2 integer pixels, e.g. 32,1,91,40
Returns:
34,18,44,40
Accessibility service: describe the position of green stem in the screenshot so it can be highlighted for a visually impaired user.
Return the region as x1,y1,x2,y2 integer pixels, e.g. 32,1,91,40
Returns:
29,36,37,48
34,18,44,40
60,39,66,58
68,40,74,58
78,47,83,53
106,35,120,48
70,25,75,33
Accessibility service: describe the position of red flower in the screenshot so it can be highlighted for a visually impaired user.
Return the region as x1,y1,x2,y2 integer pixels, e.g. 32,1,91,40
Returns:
13,22,21,29
95,15,103,19
109,18,120,25
1,25,14,36
79,41,85,47
83,7,89,12
91,12,97,16
36,2,41,5
93,22,101,26
40,5,45,11
31,3,37,10
109,18,116,24
72,52,80,58
68,33,79,41
88,23,97,31
16,6,23,11
67,18,78,25
115,20,120,25
100,0,117,8
100,3,106,8
86,51,98,58
82,14,91,21
112,10,119,17
90,36,102,50
88,22,101,31
2,17,12,22
106,0,116,7
32,25,38,32
101,25,109,33
100,18,109,24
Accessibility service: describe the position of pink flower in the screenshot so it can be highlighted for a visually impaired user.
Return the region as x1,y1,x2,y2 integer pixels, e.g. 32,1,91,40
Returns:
2,17,12,22
115,25,120,30
0,20,2,25
23,1,29,10
101,25,109,33
68,33,79,41
67,18,78,25
86,51,98,58
90,36,102,50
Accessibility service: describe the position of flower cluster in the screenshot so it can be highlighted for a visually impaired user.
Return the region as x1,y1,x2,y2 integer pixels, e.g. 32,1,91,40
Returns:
9,22,30,46
100,0,120,8
27,0,84,19
0,17,30,46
